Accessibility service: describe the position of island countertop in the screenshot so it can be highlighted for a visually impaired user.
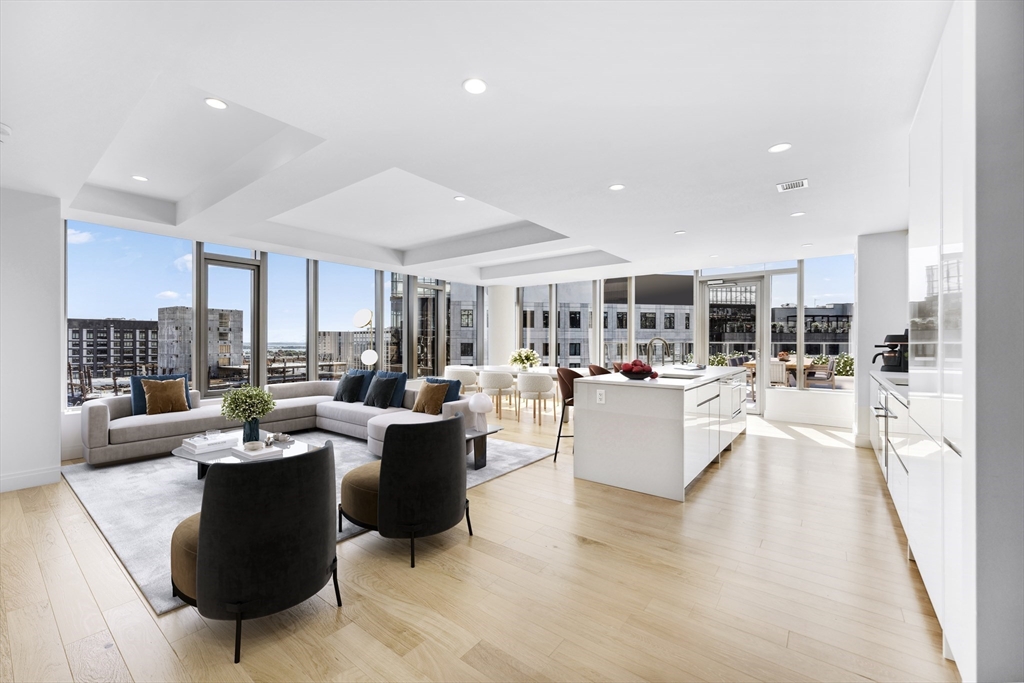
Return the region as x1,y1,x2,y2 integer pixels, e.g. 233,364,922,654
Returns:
574,365,746,390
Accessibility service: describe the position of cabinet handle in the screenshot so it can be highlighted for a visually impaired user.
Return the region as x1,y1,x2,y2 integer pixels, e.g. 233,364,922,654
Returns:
697,396,717,407
943,436,963,457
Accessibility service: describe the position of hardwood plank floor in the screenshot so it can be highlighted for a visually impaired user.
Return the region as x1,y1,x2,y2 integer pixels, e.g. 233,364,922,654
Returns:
2,407,961,682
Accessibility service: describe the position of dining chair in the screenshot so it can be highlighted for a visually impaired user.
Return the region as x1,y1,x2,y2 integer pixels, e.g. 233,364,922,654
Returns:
769,360,788,386
516,373,556,424
444,366,479,393
478,371,515,419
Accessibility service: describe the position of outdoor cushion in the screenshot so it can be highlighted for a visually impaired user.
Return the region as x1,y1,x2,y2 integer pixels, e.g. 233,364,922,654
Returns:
130,373,192,415
315,400,404,427
374,371,408,407
425,376,461,402
108,404,232,445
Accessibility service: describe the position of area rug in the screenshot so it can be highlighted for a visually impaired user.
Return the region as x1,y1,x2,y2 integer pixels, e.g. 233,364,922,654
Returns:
62,431,552,615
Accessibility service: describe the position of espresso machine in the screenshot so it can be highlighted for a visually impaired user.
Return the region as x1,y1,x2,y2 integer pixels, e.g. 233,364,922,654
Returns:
872,329,909,373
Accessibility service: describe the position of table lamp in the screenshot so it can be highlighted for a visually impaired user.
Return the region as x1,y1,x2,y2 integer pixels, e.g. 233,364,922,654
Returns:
467,392,493,431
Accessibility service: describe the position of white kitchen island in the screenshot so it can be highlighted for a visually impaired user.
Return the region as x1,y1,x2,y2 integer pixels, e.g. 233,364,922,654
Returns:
572,366,747,501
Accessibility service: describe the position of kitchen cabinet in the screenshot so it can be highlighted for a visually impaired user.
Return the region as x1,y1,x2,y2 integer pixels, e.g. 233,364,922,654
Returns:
718,376,745,451
906,416,945,622
889,447,909,527
870,377,885,473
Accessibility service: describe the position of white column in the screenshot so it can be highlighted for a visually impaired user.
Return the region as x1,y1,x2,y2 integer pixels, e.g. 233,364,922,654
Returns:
486,285,517,366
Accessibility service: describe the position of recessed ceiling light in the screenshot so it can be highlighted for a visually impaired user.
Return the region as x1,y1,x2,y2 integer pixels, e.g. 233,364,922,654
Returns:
802,243,813,247
608,184,625,191
791,211,806,217
205,98,228,110
710,254,719,258
462,78,487,94
674,230,686,235
453,196,466,202
768,142,792,153
131,175,149,182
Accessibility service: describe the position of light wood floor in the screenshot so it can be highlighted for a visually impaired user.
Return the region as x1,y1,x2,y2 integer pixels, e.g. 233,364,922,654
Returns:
1,401,962,682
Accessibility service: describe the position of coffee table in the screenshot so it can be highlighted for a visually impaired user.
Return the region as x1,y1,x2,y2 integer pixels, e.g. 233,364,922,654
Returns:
172,430,310,480
466,425,502,470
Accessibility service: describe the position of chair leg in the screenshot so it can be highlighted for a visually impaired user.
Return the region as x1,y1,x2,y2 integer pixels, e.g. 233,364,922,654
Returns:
338,504,343,533
554,401,564,461
332,563,343,607
410,533,416,568
465,499,473,536
234,614,242,664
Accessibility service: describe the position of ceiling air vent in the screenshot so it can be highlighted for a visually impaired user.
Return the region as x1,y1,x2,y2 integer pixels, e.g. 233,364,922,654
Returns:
776,178,809,193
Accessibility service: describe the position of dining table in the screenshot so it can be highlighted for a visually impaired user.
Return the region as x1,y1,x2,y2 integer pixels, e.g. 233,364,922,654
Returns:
742,357,815,385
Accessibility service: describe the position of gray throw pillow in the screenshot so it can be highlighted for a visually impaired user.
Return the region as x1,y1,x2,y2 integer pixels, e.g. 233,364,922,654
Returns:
364,375,399,409
335,373,364,403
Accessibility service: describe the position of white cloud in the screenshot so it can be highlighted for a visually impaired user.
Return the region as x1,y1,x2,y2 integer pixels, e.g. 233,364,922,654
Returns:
156,291,180,299
66,228,94,244
174,254,193,272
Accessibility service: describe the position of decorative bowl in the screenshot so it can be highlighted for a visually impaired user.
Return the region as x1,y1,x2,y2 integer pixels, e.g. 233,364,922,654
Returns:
243,441,264,451
620,370,654,380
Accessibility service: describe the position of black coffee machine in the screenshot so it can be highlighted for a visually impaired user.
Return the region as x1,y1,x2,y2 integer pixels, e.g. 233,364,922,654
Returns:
873,329,909,373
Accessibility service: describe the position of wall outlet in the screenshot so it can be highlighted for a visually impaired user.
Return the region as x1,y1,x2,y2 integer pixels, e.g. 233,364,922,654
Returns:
596,389,605,405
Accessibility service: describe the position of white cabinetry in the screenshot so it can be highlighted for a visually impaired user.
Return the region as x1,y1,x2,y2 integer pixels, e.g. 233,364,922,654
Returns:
719,377,746,450
684,383,720,486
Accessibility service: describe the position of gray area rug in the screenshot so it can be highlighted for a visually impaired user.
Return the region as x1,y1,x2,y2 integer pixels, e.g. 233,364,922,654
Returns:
62,430,552,615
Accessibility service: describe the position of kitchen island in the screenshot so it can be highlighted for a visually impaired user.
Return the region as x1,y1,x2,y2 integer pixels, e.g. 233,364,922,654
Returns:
572,366,747,501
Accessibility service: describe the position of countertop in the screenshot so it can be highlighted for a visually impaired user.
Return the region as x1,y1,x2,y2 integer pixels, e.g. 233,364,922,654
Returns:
870,370,910,405
575,365,746,391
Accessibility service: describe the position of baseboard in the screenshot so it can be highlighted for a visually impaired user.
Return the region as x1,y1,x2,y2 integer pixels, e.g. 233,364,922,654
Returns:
0,465,61,493
854,435,872,449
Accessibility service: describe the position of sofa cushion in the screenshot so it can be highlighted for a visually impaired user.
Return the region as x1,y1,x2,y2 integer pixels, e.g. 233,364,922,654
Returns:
347,369,376,402
335,374,364,403
374,371,408,407
108,404,232,445
262,395,333,423
130,373,191,415
267,380,337,401
366,410,450,446
425,376,461,402
315,400,404,428
142,378,190,415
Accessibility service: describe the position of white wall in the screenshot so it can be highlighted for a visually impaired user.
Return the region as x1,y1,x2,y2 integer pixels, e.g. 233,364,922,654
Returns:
763,387,854,429
853,231,909,446
0,188,63,492
486,285,516,365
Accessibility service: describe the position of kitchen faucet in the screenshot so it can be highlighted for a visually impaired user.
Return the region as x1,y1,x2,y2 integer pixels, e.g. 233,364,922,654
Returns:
646,337,671,367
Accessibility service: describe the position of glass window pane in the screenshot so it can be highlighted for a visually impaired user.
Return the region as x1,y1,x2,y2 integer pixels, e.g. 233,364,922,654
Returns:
203,243,254,259
520,285,549,363
636,273,694,365
770,272,798,388
602,278,628,368
555,281,593,368
385,271,404,372
803,254,854,390
65,221,192,406
447,282,478,366
267,253,307,384
416,284,441,377
318,262,375,380
708,283,757,359
206,265,252,391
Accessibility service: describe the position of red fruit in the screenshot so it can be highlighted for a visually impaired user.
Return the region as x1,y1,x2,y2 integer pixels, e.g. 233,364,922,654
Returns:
650,372,659,379
642,365,652,372
632,359,643,366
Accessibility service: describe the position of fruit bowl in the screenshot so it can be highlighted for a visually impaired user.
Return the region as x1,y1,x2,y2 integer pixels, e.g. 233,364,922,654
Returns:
620,370,654,380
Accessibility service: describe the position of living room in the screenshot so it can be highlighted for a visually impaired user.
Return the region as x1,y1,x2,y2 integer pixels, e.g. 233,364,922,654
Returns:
1,1,1022,682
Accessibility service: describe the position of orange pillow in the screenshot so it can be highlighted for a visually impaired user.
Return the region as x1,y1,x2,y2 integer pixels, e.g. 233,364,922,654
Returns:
412,382,448,416
141,378,189,415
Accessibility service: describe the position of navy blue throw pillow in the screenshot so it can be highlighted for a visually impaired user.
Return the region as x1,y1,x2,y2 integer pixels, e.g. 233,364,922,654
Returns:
346,369,376,402
129,374,191,415
364,375,399,409
374,371,407,408
425,376,461,402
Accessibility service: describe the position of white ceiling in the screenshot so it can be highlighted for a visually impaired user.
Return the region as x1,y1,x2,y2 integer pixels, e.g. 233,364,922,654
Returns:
0,0,952,285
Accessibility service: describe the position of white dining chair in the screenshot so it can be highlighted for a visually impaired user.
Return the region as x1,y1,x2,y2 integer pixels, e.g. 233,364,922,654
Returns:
443,366,479,393
515,373,556,425
478,371,515,419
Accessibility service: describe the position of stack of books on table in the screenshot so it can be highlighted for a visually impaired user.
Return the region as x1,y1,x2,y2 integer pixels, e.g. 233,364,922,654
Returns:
230,444,283,459
180,434,237,454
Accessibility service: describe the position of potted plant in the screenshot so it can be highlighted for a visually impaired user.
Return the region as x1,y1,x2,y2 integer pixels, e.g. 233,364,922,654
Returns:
508,347,541,370
221,384,276,443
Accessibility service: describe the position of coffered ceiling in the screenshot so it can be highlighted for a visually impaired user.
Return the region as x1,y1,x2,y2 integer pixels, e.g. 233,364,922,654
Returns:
0,1,951,285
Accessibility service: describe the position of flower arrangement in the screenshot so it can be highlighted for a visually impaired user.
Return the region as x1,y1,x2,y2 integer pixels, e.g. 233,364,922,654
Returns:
221,384,276,423
508,347,541,369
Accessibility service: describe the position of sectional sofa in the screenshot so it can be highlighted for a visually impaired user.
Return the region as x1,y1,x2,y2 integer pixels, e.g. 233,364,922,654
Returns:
79,380,470,465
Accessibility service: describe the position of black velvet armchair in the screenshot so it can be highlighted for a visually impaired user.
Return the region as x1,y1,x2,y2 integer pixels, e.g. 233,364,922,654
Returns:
340,414,472,567
171,443,341,663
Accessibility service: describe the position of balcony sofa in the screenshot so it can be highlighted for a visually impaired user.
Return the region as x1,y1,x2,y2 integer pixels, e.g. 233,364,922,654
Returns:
79,380,470,466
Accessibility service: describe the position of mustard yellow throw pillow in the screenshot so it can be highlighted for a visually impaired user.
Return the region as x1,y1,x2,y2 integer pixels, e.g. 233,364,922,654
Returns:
412,381,449,416
142,377,189,415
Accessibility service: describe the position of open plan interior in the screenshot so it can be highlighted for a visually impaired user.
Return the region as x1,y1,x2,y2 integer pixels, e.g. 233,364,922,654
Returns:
0,1,1021,682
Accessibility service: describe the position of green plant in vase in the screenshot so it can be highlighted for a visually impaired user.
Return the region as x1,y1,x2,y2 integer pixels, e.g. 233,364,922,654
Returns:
221,384,276,443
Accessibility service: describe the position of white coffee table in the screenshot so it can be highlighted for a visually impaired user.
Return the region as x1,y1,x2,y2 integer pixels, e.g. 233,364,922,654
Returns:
172,430,309,480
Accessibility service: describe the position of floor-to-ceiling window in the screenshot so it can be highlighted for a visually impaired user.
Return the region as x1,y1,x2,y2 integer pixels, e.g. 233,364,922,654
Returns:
602,278,629,368
267,253,308,384
555,281,593,368
520,285,549,363
635,273,694,365
385,271,404,373
416,278,444,377
317,262,375,380
65,221,193,406
802,254,855,389
447,282,479,366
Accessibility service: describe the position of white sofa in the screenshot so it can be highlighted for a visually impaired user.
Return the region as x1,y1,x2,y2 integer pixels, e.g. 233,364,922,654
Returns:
80,380,470,465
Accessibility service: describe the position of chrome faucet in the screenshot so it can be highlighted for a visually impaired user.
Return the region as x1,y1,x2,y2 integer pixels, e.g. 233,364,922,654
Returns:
646,337,671,367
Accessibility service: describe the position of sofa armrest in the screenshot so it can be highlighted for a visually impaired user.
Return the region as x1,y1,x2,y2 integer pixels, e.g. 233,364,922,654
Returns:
189,389,201,407
442,398,471,422
80,400,110,449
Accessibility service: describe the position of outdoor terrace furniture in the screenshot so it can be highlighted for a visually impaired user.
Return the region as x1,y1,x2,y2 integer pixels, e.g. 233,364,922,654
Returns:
805,357,837,389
